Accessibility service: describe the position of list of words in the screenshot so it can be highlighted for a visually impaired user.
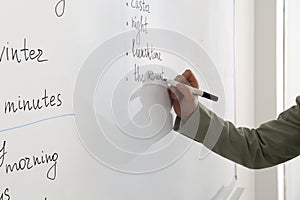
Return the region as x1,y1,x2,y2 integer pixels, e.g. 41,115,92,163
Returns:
0,39,63,197
0,2,67,199
125,0,164,83
0,1,172,199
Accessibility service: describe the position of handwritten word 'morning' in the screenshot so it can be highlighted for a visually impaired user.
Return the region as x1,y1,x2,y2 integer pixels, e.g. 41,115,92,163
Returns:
5,151,59,181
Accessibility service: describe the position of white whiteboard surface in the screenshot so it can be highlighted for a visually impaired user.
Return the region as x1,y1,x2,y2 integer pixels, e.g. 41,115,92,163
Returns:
284,0,300,199
0,0,235,199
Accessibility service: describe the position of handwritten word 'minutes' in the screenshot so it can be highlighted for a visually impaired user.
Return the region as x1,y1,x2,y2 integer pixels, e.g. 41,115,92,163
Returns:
5,150,59,181
55,0,66,17
131,39,162,61
0,188,10,200
4,89,62,114
130,0,150,13
0,39,48,64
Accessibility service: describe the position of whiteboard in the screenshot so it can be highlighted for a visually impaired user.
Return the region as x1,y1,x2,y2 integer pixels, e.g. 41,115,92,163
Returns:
0,0,236,199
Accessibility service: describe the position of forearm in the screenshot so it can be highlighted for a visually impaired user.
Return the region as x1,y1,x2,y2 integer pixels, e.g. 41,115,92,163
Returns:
175,97,300,169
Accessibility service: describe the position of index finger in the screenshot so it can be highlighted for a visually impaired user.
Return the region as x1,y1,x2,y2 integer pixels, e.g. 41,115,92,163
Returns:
182,69,199,89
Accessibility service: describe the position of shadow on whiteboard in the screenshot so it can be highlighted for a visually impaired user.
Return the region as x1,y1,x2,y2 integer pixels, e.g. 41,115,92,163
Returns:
109,76,173,154
73,28,227,173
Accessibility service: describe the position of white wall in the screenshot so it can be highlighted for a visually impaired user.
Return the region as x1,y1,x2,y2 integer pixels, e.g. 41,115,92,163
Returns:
284,0,300,199
235,0,282,199
234,1,255,199
285,0,300,106
254,1,279,200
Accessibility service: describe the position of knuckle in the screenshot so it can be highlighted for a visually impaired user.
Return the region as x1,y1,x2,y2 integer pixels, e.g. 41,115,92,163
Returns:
175,75,185,83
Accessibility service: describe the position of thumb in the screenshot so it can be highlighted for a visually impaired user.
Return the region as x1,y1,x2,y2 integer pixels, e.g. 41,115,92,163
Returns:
176,83,192,97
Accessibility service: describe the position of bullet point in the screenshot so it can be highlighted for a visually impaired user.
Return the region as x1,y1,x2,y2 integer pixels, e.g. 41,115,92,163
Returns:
126,2,129,6
126,52,129,56
126,22,129,26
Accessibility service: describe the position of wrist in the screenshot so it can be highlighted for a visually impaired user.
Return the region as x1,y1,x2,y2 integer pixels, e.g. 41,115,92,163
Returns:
181,101,198,123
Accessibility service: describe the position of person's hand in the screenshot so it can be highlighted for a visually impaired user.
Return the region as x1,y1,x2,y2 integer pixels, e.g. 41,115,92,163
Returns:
169,69,199,123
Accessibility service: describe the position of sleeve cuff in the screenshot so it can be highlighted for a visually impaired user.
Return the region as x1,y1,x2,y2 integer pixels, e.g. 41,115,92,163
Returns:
173,103,204,142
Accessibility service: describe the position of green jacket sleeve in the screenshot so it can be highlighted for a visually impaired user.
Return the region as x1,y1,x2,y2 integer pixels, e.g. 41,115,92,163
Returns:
175,96,300,169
